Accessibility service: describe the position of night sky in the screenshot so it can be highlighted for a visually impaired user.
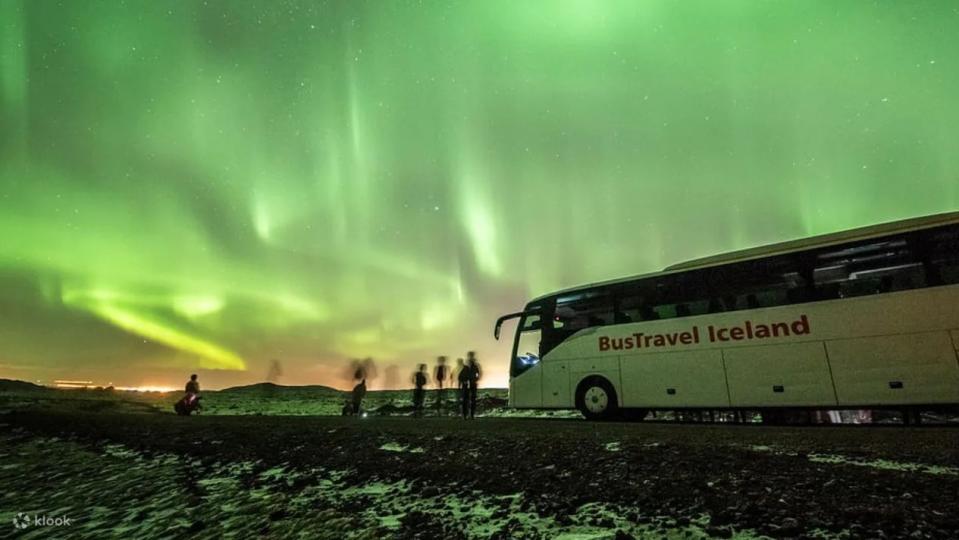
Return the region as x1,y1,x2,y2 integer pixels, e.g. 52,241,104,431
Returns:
1,1,957,389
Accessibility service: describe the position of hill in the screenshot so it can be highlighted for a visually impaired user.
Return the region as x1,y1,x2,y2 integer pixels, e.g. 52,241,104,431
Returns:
217,382,342,395
0,378,49,393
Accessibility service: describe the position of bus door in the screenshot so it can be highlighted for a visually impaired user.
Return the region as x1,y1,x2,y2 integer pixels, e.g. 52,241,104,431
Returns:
512,313,544,407
513,313,543,376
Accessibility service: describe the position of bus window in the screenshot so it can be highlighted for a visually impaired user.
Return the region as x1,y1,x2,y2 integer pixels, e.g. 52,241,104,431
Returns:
554,291,614,331
707,256,797,312
614,290,647,323
925,226,959,285
754,288,789,306
815,236,927,298
653,304,677,320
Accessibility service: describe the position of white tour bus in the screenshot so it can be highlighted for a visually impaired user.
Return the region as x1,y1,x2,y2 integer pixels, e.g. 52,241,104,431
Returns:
495,212,959,421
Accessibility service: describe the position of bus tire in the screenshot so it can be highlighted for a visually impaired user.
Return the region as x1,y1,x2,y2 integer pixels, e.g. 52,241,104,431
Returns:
576,376,619,421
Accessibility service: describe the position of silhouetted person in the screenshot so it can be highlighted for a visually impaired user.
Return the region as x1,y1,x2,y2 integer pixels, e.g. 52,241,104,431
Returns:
180,373,201,413
434,356,449,410
346,357,378,386
456,358,469,415
463,352,482,419
185,374,199,395
412,364,428,416
351,378,367,416
267,359,283,383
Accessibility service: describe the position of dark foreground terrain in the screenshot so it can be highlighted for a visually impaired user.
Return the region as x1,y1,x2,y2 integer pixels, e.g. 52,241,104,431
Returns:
2,407,958,540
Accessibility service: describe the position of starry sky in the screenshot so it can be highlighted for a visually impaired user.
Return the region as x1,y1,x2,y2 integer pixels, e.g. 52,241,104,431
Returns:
1,1,958,390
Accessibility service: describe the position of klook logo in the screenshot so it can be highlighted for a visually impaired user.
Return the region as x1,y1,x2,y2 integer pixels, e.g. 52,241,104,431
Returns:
12,513,30,530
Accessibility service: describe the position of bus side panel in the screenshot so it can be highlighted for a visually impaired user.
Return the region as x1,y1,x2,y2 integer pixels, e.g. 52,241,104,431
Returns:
827,331,959,406
620,350,729,408
725,342,837,407
509,364,543,408
542,361,571,408
569,356,622,405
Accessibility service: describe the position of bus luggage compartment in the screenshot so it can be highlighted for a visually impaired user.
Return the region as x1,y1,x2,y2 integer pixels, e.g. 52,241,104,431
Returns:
620,350,729,408
723,342,837,407
827,331,959,406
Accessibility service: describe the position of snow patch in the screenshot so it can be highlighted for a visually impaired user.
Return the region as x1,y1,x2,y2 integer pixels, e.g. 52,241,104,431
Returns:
743,444,959,476
379,442,425,453
808,454,959,476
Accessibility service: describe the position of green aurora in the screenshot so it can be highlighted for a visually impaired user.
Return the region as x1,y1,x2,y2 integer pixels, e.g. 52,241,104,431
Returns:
1,1,958,389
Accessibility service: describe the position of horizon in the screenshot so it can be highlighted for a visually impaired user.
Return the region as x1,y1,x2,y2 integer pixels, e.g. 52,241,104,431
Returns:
0,376,506,393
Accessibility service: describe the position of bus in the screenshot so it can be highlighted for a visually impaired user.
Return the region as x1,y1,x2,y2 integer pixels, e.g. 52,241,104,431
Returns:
494,212,959,422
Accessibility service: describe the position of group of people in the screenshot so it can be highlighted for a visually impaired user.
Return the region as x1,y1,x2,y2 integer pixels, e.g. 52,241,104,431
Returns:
181,352,484,419
412,351,482,418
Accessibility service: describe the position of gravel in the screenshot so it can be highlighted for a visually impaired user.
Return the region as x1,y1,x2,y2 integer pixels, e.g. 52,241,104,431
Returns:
3,410,959,539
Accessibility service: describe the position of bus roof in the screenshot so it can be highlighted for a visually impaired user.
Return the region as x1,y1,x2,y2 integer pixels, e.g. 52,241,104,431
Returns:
530,210,959,304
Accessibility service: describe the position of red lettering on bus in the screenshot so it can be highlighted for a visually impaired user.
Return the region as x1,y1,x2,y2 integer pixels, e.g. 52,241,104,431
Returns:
793,314,810,335
598,315,810,351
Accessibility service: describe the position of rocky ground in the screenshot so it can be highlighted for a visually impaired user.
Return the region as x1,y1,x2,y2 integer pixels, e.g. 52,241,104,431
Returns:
2,402,958,539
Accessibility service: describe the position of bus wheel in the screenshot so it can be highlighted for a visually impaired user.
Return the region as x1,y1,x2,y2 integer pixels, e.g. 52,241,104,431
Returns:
576,377,618,421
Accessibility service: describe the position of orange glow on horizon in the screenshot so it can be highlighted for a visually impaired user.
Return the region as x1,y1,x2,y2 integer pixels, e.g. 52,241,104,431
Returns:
50,380,177,392
114,385,178,393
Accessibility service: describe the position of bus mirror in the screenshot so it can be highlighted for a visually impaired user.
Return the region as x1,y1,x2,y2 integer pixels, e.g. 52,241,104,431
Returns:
494,311,531,340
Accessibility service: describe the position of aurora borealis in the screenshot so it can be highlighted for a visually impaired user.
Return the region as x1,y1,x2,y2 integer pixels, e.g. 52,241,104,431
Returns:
1,1,958,390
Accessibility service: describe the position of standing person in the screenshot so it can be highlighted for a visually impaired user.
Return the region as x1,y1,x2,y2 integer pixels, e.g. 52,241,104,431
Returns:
465,351,482,419
185,374,200,410
456,358,469,418
351,378,367,416
433,356,449,411
412,364,428,416
185,374,200,396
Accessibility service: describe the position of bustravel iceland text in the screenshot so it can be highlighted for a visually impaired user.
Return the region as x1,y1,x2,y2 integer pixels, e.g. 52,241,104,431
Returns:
597,315,810,351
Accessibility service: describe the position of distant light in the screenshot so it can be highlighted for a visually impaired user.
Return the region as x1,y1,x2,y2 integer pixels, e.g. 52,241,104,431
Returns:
54,380,94,389
115,385,177,393
361,412,368,418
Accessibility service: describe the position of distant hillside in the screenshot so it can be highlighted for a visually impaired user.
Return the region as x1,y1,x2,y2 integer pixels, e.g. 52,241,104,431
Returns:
217,382,342,395
0,379,49,393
